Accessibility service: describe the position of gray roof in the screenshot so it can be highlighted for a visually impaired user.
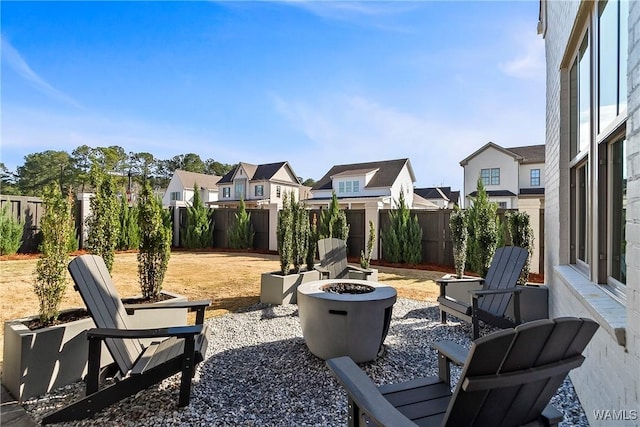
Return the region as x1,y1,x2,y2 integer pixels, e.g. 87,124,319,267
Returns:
312,159,414,191
506,145,546,164
174,170,221,190
218,161,297,184
414,187,452,199
519,188,545,195
467,190,517,197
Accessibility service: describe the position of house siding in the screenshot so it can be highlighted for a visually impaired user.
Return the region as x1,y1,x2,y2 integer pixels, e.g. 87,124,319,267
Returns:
463,146,520,207
518,162,545,190
544,0,640,423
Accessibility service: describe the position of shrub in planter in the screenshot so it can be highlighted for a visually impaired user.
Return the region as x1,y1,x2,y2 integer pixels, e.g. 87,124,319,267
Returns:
33,183,75,324
291,193,310,274
277,193,294,275
360,220,375,269
137,179,172,300
86,164,120,272
449,206,468,279
466,179,498,277
506,211,534,285
0,204,24,255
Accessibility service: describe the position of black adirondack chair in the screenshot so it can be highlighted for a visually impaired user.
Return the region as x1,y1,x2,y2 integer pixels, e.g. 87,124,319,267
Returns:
327,317,599,427
437,246,529,339
315,237,372,279
43,255,211,424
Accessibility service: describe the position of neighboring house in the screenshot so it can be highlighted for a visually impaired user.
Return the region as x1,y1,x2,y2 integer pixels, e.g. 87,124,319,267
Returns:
161,170,221,208
306,158,419,210
414,187,460,209
216,161,302,209
460,142,545,209
541,0,638,423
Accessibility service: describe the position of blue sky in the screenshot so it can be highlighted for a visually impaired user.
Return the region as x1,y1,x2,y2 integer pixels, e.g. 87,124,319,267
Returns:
1,1,545,192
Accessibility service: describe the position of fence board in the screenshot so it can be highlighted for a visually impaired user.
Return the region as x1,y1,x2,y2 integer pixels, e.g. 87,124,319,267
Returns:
0,195,44,253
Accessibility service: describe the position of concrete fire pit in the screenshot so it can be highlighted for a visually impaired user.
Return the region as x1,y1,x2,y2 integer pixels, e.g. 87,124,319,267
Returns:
297,279,397,363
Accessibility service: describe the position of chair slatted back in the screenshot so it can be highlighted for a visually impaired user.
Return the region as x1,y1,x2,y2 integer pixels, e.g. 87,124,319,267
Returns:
478,246,529,316
317,238,349,279
68,255,143,375
444,317,599,426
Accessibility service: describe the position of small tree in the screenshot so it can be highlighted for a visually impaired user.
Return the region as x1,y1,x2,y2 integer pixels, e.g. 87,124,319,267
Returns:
228,198,254,249
117,194,140,251
318,192,349,241
360,220,376,268
86,164,120,271
277,194,293,275
181,183,215,249
33,184,75,324
507,211,535,285
291,193,310,273
137,179,172,300
466,179,498,277
306,211,318,271
0,205,24,255
382,191,422,263
449,205,468,278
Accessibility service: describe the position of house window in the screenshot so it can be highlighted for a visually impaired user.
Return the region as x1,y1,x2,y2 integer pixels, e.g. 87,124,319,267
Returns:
530,169,541,186
223,187,230,198
170,192,181,201
276,185,281,198
255,185,264,197
497,202,507,209
564,0,627,297
235,182,244,199
480,168,500,185
339,182,345,193
346,181,352,193
353,181,359,193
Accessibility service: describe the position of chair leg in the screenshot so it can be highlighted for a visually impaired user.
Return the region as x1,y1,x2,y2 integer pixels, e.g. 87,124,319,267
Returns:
347,397,361,427
440,309,447,324
471,298,480,340
178,336,196,407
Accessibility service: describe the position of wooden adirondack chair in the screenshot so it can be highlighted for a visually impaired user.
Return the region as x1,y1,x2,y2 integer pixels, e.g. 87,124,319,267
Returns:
43,255,211,424
437,246,529,339
315,237,372,279
327,317,599,427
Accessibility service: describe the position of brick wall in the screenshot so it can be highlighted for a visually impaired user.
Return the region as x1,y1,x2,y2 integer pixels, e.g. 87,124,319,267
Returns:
544,0,640,424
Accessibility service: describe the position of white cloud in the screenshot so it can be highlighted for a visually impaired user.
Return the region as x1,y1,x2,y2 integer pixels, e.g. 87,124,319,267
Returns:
499,28,545,80
0,35,83,109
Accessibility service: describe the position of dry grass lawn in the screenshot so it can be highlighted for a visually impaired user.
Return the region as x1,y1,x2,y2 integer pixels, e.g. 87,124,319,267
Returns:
0,251,445,363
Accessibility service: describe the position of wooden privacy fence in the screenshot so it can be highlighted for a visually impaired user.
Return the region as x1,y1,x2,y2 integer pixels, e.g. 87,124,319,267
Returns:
0,195,44,253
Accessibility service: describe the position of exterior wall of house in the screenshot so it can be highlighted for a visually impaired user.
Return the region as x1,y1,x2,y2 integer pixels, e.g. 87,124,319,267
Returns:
267,183,298,208
544,0,640,423
389,165,415,207
463,146,519,205
518,162,545,190
162,175,185,207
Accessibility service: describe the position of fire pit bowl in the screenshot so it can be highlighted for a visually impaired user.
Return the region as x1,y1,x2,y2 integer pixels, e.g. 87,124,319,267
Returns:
297,279,397,363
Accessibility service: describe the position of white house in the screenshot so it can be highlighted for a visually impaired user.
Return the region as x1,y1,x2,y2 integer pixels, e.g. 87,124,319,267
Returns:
215,161,302,209
161,170,221,208
460,142,545,209
541,0,639,422
414,187,460,209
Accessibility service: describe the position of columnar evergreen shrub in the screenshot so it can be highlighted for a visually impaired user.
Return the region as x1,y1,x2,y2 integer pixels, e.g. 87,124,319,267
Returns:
0,204,24,255
181,183,214,248
382,191,422,264
318,192,349,241
137,179,172,300
118,194,140,251
291,193,310,273
277,194,293,275
306,211,318,271
228,198,254,249
449,206,468,278
360,220,376,268
86,164,120,272
466,179,498,277
34,184,75,324
506,211,534,285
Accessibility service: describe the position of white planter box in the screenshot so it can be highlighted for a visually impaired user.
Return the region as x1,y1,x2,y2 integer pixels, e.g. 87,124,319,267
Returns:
348,268,379,282
260,270,321,305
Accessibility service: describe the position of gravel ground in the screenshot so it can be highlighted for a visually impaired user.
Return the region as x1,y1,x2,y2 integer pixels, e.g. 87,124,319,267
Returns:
24,298,589,426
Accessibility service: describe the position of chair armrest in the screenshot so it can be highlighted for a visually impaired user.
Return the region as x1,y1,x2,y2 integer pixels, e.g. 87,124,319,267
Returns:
347,265,373,274
326,357,416,427
433,341,468,385
87,324,203,340
435,274,484,285
124,299,211,313
470,288,522,297
314,265,330,279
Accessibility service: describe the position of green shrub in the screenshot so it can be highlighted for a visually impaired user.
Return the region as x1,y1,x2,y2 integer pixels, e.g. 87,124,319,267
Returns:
137,179,172,300
86,164,120,272
360,220,376,268
449,205,468,278
228,198,254,250
277,194,293,275
118,194,140,251
0,204,23,255
306,211,318,271
181,184,214,249
318,192,349,241
34,185,75,324
382,191,422,263
466,179,498,277
507,211,534,285
291,193,310,273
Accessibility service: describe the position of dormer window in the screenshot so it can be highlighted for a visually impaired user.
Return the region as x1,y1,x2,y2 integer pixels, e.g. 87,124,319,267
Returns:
338,180,360,194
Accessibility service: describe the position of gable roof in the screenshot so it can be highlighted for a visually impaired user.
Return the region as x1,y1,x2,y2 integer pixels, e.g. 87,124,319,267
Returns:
312,158,415,191
218,161,298,184
460,142,545,166
414,186,452,200
174,170,221,190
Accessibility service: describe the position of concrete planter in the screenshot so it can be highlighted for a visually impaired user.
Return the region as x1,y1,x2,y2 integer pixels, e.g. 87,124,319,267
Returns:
260,270,321,305
348,268,379,281
2,291,189,402
438,274,483,301
2,308,111,402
